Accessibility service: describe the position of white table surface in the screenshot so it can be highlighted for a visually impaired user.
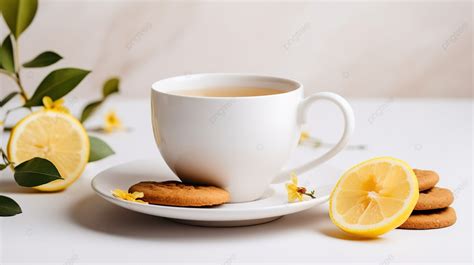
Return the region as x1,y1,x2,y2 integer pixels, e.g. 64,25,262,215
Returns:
0,98,472,264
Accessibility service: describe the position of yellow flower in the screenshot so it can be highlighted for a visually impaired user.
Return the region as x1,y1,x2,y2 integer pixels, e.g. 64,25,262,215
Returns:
104,110,122,133
42,96,69,113
286,173,304,202
299,131,310,143
112,189,148,204
286,173,316,202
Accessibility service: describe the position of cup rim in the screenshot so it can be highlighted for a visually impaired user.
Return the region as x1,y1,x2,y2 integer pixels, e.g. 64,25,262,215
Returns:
151,73,302,99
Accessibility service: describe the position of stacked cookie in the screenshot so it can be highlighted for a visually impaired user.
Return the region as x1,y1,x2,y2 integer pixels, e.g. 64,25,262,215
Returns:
399,169,456,229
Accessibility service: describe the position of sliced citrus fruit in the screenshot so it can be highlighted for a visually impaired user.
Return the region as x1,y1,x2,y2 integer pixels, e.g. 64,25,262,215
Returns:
329,157,418,237
7,110,89,191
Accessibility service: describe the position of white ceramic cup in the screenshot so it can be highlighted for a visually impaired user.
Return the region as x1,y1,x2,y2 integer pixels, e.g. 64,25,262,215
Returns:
151,73,355,202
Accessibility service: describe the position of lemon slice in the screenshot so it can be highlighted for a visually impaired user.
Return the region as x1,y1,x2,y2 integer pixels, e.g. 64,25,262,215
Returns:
7,110,89,191
329,157,418,237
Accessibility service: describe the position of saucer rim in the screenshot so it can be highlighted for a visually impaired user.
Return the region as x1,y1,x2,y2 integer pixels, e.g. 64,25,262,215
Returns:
91,159,330,221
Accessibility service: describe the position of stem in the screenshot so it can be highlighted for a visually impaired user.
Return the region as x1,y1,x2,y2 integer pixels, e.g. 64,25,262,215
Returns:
0,37,29,158
0,38,29,135
14,73,28,102
0,71,28,102
86,126,131,133
0,39,28,102
12,37,28,102
13,35,20,73
304,190,316,199
0,69,16,79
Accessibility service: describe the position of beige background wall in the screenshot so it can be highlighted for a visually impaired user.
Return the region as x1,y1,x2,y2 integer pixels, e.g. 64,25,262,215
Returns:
1,0,472,99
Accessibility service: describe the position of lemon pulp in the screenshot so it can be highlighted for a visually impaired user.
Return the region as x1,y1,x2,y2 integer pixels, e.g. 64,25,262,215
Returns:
329,157,419,237
8,110,89,191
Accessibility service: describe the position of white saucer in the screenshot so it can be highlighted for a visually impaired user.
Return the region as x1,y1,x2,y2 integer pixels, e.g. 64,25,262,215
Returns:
91,160,332,227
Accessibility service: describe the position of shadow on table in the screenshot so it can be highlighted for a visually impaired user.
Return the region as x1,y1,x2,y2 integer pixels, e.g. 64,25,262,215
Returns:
316,226,382,241
69,193,384,242
0,178,41,194
68,193,331,241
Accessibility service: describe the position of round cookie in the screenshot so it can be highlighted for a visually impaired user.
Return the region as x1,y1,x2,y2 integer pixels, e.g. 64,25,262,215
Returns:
398,207,456,230
413,169,439,191
129,181,230,207
415,187,454,210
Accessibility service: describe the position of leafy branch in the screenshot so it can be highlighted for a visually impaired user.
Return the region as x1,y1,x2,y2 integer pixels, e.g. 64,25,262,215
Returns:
0,0,118,216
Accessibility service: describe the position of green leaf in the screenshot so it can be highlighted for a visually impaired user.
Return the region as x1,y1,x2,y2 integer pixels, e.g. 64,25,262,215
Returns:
0,164,7,170
102,77,119,97
0,195,22,216
0,35,15,73
89,136,115,162
80,77,120,123
0,91,19,107
24,68,91,107
23,51,62,68
14,157,63,187
0,0,38,38
80,100,102,123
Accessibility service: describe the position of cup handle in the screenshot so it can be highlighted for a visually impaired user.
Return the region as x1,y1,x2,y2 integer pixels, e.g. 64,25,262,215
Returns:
272,92,355,184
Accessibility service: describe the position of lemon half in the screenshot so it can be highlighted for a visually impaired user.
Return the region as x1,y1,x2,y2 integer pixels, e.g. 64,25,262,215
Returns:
8,110,89,191
329,157,419,237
